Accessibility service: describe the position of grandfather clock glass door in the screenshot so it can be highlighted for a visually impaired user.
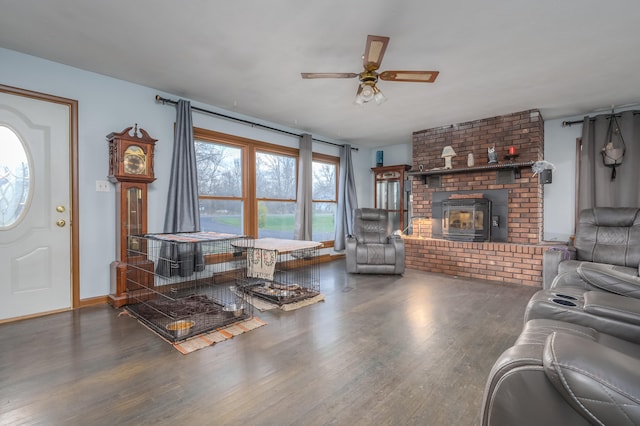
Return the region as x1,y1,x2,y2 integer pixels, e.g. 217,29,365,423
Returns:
372,164,410,232
125,185,145,255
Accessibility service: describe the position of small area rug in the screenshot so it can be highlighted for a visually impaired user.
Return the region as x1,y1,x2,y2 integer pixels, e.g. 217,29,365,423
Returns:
120,310,267,354
171,316,267,354
248,293,325,312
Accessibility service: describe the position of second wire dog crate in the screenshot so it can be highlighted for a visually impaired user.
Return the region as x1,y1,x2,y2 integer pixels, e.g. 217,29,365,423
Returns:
124,232,254,342
233,238,322,306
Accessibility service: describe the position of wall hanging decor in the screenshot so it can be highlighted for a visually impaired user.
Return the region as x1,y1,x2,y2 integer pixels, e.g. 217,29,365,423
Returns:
601,108,626,180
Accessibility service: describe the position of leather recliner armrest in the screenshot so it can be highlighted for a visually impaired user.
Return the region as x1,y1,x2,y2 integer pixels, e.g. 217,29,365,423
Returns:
345,234,358,273
543,331,640,425
388,235,405,274
388,235,405,251
583,291,640,326
577,262,640,299
543,247,576,289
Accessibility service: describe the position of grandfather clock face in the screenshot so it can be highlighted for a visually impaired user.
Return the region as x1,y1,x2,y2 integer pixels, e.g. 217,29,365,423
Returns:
123,145,147,175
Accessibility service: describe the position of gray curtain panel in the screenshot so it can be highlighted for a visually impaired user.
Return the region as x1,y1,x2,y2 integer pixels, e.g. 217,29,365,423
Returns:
579,110,640,211
163,99,201,233
294,133,313,240
334,144,358,250
157,99,203,277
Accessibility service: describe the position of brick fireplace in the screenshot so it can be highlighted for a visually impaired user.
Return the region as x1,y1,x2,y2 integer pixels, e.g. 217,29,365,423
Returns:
405,110,546,286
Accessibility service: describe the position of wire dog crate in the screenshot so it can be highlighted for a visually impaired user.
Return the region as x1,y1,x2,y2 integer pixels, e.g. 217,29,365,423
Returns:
124,232,254,342
232,238,322,306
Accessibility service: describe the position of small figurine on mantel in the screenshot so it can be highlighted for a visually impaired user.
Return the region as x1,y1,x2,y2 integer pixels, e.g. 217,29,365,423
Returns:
467,153,475,167
487,146,498,164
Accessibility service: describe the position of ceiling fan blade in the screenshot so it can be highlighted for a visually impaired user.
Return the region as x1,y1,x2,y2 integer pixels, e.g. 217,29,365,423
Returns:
363,35,390,71
301,73,358,79
379,70,439,83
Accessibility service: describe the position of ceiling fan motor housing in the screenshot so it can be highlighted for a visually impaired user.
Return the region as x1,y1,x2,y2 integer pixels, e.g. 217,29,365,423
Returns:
359,70,378,100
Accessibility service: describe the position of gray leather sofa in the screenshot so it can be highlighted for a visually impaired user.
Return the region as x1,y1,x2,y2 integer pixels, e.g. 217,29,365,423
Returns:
481,319,640,426
544,207,640,294
483,207,640,425
345,208,405,274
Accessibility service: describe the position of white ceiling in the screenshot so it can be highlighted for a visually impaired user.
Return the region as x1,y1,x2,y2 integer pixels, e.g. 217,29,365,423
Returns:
1,0,640,148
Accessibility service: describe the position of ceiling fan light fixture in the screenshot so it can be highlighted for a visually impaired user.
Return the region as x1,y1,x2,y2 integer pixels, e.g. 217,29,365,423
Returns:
361,84,375,101
355,83,376,105
372,85,386,105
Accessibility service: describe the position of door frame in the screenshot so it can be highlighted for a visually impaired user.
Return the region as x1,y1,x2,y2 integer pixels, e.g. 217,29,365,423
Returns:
0,83,80,309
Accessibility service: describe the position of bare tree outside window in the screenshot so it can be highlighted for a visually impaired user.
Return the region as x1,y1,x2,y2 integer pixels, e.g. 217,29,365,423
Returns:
312,161,337,242
195,141,243,234
256,151,297,238
0,126,30,228
256,152,296,201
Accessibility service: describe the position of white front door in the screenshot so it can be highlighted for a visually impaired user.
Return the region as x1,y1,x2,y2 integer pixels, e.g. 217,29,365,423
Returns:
0,90,73,321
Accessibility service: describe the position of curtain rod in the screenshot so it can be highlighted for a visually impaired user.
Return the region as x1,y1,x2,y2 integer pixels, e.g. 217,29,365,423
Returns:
155,95,357,151
562,111,640,127
561,119,585,127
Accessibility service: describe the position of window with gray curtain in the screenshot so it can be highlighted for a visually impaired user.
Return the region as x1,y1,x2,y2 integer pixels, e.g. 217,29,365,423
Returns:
193,128,339,244
578,110,640,211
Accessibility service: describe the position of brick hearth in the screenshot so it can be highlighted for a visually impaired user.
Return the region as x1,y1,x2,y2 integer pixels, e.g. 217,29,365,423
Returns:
407,109,546,286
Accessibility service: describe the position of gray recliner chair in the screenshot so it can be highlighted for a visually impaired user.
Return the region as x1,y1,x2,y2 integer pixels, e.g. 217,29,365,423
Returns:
543,207,640,296
345,208,405,274
481,318,640,426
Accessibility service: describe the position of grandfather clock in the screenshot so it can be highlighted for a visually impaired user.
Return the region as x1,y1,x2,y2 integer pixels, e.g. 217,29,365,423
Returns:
107,125,157,308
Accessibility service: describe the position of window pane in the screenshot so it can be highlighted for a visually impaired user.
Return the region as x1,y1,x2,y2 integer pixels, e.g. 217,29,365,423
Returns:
257,201,295,239
312,162,336,201
0,126,31,228
195,142,242,197
256,152,296,200
313,202,336,242
199,199,244,235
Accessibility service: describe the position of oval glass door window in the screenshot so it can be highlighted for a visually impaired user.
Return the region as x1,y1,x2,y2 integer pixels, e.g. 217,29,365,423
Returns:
0,125,32,229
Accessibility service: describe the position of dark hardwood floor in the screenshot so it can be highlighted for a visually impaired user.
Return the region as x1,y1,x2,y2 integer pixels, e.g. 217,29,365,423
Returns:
0,261,538,426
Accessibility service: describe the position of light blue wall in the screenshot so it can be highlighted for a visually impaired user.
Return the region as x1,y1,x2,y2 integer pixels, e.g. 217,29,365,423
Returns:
370,143,412,168
543,116,581,242
1,47,373,299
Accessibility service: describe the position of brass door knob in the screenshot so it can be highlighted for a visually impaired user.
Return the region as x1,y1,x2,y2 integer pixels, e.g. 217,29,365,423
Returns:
56,205,66,213
56,219,66,227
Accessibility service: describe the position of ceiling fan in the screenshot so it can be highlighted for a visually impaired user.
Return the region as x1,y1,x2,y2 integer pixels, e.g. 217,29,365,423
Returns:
301,35,439,105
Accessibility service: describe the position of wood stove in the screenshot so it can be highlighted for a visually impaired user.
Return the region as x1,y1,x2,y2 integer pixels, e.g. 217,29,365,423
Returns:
442,198,491,242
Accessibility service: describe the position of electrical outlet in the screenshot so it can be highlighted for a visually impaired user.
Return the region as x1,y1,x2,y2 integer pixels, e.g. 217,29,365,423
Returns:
96,180,110,192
